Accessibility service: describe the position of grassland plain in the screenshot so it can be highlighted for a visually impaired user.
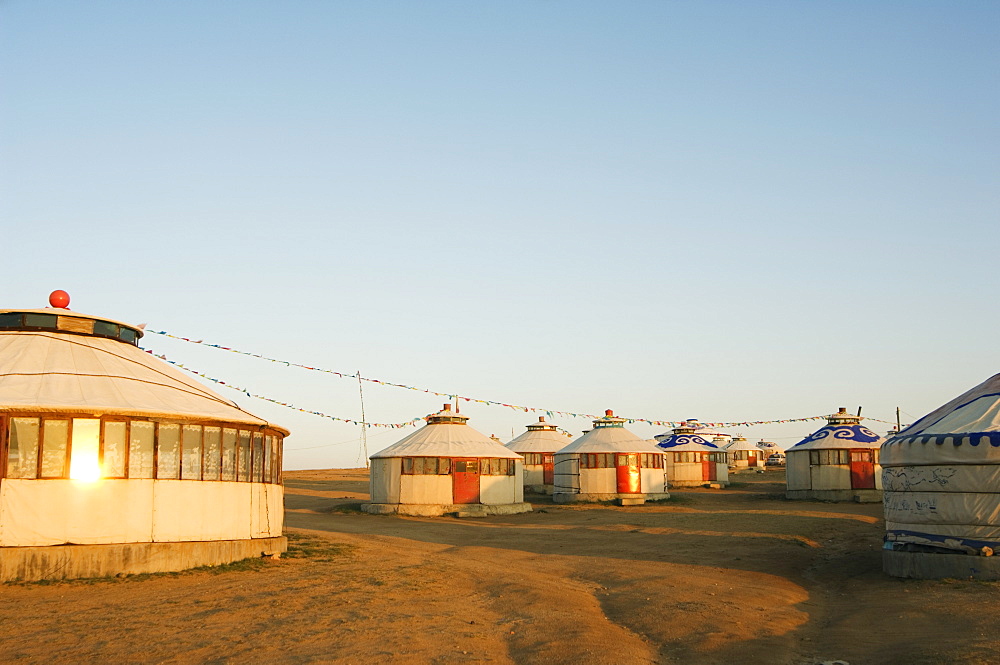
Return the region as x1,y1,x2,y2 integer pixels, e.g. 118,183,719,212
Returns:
0,469,996,664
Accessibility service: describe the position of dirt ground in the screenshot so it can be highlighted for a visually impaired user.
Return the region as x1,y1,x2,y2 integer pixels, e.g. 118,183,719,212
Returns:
0,469,998,664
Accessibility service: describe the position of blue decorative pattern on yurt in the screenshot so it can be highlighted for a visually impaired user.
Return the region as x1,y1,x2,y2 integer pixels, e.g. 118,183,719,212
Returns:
883,432,1000,447
790,425,880,449
656,434,717,449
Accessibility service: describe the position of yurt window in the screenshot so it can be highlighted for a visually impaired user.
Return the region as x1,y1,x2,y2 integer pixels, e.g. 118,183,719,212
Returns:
157,423,181,479
203,427,222,481
8,417,40,478
102,421,127,478
128,421,155,478
181,425,203,480
221,428,237,480
581,453,614,468
237,431,251,481
93,321,119,338
23,313,57,330
809,450,849,465
400,458,453,475
118,328,138,344
264,436,274,482
0,312,20,328
252,433,264,482
70,418,101,481
639,453,663,468
40,419,70,478
522,453,541,465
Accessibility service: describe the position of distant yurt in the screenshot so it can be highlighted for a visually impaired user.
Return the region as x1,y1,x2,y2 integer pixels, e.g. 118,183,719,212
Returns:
552,410,668,505
757,439,781,455
785,408,883,502
365,404,531,516
882,374,1000,579
726,435,764,469
0,293,287,581
505,416,569,494
656,421,729,487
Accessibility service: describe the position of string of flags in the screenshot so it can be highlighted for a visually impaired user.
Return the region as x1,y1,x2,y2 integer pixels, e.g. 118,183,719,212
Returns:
144,330,901,429
149,351,425,428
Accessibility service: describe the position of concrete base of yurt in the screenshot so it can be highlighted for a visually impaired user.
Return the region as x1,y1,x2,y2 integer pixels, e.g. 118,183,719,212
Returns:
669,480,729,488
0,536,287,582
361,502,532,517
552,492,670,504
785,489,882,503
883,549,1000,580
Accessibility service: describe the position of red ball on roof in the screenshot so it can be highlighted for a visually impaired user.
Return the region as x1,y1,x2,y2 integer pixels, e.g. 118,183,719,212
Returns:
48,290,70,309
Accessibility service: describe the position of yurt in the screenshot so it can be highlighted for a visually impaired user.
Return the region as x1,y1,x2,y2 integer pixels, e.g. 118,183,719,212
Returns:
726,435,764,469
785,407,883,502
757,439,782,456
505,416,569,494
882,373,1000,579
552,410,668,505
364,404,531,516
656,421,729,487
0,292,287,581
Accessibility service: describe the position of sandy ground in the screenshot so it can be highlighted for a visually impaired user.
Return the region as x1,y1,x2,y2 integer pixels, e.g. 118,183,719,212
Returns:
0,469,997,664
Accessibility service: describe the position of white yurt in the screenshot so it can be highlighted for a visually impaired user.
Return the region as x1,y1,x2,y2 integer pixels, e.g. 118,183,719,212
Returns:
505,416,569,494
655,421,729,487
882,373,1000,579
0,292,287,581
365,404,531,516
726,435,764,469
552,410,668,505
785,407,883,502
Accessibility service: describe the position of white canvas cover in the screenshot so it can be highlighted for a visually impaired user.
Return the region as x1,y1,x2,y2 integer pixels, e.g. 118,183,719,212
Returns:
558,424,662,455
371,408,521,459
882,373,1000,551
0,325,286,432
506,418,570,453
725,437,760,452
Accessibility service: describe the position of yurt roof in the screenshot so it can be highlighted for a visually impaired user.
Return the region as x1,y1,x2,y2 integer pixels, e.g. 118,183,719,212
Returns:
371,405,522,459
557,410,662,455
653,438,719,453
724,437,761,451
506,417,570,453
656,433,719,450
0,304,287,433
789,408,881,451
882,372,1000,466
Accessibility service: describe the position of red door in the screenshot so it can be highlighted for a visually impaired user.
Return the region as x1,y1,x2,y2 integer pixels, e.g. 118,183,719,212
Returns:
747,453,757,467
452,458,481,504
702,454,717,481
850,450,875,489
542,454,554,485
616,453,641,493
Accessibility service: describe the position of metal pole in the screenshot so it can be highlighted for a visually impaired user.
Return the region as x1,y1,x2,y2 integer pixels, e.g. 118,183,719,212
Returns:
357,370,369,468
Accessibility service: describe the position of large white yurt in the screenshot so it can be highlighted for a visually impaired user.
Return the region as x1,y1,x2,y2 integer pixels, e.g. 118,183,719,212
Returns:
882,373,1000,579
505,416,569,494
785,407,883,502
726,435,764,469
552,410,668,505
655,421,729,487
365,404,531,516
0,293,287,581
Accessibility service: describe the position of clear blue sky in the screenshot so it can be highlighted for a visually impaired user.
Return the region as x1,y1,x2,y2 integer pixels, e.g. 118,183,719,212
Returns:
3,1,998,468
